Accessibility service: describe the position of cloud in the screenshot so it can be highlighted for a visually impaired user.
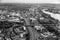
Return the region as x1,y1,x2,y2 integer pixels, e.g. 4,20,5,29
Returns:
0,0,60,3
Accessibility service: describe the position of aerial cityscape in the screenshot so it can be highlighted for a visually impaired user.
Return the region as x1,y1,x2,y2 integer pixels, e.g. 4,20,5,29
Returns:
0,3,59,40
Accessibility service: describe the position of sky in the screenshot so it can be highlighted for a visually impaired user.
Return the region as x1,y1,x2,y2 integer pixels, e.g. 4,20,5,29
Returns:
0,0,60,3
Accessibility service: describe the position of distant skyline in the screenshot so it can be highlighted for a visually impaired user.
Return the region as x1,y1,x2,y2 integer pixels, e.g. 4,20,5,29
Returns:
0,0,60,4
